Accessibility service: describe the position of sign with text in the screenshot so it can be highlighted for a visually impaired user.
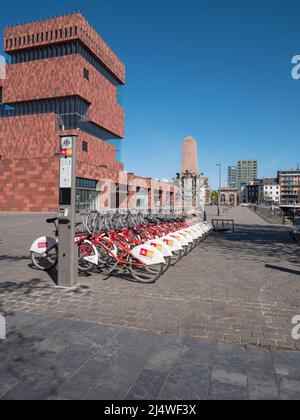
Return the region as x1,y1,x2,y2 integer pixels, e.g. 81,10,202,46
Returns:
60,157,73,188
60,137,73,150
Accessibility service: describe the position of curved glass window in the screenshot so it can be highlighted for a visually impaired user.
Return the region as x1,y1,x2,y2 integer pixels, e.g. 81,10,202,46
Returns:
0,96,121,142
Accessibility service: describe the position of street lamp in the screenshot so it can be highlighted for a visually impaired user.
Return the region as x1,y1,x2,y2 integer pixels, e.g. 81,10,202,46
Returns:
216,163,222,216
297,163,300,205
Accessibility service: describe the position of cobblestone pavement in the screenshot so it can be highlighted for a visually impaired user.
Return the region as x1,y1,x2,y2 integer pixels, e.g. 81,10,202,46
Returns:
1,312,300,400
0,207,299,350
0,207,300,399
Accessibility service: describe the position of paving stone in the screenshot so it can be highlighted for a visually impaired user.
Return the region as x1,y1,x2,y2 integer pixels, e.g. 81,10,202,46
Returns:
159,362,210,401
56,357,111,400
1,373,64,400
247,375,279,400
211,367,247,387
277,377,300,400
271,350,300,379
125,369,167,400
95,329,138,360
96,350,150,393
83,386,126,401
23,317,72,339
208,381,247,400
180,339,217,367
40,345,94,380
0,371,21,398
83,324,120,346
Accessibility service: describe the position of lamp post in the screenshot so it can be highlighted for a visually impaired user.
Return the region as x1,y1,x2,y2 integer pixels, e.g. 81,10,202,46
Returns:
216,163,222,216
297,163,300,205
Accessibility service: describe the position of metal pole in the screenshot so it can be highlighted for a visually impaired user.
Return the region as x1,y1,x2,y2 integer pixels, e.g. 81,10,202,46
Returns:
216,163,221,216
297,163,300,205
219,164,222,213
57,134,78,288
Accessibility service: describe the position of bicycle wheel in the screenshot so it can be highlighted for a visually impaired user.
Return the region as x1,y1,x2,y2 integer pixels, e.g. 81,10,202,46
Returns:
96,244,110,268
128,255,164,284
170,250,182,266
96,244,117,274
162,256,171,274
77,241,97,273
146,255,171,275
31,246,58,271
182,245,189,256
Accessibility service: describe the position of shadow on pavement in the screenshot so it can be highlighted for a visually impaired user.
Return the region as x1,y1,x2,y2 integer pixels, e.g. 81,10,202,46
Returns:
0,255,31,262
208,224,300,266
265,264,300,276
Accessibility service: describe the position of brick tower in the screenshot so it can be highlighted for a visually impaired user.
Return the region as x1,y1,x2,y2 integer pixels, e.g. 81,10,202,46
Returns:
181,136,199,175
0,13,125,212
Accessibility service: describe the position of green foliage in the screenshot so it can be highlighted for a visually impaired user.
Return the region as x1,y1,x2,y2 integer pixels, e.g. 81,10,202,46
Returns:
211,191,219,204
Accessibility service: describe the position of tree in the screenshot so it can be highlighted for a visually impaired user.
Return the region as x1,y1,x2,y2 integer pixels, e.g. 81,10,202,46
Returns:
210,191,219,204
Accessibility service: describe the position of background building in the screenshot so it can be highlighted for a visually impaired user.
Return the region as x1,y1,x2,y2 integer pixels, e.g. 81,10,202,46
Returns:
227,160,258,200
219,187,238,206
228,165,237,189
261,179,281,203
247,179,280,204
0,13,177,212
237,160,258,189
277,169,300,204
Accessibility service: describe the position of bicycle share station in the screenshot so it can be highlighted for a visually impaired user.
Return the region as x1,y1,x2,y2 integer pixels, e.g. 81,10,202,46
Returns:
30,135,214,286
30,134,79,288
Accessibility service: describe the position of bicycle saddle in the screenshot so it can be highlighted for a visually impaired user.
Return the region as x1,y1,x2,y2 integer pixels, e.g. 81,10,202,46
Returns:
46,218,58,224
132,229,144,235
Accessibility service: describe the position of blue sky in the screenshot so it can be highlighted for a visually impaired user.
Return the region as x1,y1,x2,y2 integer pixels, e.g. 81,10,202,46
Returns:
1,0,300,188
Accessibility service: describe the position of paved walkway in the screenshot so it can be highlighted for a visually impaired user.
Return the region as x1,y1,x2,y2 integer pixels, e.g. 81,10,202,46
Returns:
0,207,300,399
1,312,300,400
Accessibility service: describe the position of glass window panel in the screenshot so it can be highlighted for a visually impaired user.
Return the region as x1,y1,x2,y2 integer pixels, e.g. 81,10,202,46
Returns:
60,97,65,114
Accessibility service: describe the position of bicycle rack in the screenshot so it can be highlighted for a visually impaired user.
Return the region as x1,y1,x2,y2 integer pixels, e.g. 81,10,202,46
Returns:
212,219,235,234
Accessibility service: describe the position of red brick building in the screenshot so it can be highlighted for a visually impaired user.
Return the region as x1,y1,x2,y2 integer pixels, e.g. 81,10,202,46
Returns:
0,13,177,212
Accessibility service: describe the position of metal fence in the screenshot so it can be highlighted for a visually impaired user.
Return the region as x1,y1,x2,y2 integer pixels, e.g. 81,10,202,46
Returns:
212,219,235,233
250,205,287,224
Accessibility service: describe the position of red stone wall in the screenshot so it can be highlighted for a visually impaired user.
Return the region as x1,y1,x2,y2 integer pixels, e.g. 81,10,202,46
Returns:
4,13,125,84
0,116,123,212
0,158,59,212
0,114,58,211
0,114,58,159
4,55,124,138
